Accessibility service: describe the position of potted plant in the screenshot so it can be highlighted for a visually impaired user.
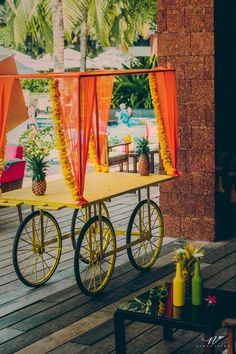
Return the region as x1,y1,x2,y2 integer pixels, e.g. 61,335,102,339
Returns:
174,242,204,297
19,126,55,196
136,138,150,176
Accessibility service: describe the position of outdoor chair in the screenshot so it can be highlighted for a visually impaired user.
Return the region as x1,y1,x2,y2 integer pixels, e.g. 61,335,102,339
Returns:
222,318,236,354
0,145,26,222
108,141,130,172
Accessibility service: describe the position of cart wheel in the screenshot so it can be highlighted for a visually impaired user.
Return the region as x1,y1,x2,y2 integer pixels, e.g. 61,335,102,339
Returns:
74,215,116,296
13,211,62,287
71,202,109,250
126,200,163,271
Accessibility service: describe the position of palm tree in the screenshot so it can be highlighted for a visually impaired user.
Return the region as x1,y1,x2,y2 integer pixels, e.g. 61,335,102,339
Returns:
75,0,156,70
13,0,110,71
51,0,64,71
12,0,157,72
107,0,157,52
71,0,111,71
13,0,82,72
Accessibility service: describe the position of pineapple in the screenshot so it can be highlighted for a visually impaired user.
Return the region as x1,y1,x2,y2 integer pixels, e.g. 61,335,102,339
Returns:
137,138,150,176
26,156,48,196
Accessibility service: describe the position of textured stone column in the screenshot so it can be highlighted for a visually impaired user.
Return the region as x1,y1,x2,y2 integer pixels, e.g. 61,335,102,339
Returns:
157,0,215,241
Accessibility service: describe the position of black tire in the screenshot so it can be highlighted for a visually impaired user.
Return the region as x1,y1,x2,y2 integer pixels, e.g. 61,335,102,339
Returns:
74,215,116,296
126,200,163,271
71,202,109,250
13,210,62,287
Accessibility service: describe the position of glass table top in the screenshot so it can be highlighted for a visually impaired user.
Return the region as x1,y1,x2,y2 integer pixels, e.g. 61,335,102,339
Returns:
117,283,235,329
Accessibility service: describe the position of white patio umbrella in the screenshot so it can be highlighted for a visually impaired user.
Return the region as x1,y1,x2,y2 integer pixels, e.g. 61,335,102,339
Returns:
32,49,99,71
64,48,98,69
93,48,132,69
0,46,35,73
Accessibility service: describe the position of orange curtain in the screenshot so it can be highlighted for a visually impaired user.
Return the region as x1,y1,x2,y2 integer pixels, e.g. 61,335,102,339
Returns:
0,78,15,188
154,71,179,175
92,75,115,168
57,76,96,203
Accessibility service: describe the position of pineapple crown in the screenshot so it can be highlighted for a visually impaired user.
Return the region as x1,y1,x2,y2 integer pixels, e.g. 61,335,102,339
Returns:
26,156,49,182
136,138,150,156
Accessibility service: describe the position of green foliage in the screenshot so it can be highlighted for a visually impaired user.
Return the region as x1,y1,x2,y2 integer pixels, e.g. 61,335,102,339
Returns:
108,0,157,52
19,126,55,160
26,155,48,182
0,25,14,47
112,56,158,109
108,135,120,146
136,138,149,156
21,79,49,93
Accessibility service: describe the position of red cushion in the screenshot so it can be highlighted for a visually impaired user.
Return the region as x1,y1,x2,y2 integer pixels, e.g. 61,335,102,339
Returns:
1,160,26,183
6,145,24,160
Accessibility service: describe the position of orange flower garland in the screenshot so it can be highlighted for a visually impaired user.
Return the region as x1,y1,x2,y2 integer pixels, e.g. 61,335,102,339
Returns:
148,73,175,176
88,134,109,173
49,79,79,203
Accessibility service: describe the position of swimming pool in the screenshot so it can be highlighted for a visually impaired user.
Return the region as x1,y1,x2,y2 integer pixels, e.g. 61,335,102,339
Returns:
36,115,157,144
108,117,156,143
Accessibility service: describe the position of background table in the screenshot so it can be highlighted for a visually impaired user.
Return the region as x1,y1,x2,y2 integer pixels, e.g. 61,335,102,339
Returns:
128,148,159,173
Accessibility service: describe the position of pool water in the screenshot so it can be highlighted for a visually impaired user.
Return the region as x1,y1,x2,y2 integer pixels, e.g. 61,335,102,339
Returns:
108,118,157,144
36,115,157,146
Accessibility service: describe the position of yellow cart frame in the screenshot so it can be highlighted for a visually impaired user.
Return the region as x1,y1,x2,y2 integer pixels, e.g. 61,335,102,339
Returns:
1,172,174,296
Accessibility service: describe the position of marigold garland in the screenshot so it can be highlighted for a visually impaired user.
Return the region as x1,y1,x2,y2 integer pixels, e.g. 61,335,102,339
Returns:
49,79,80,203
88,134,109,173
148,73,175,176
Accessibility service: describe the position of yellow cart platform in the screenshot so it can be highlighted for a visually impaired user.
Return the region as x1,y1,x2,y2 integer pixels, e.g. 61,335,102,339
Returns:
1,172,174,296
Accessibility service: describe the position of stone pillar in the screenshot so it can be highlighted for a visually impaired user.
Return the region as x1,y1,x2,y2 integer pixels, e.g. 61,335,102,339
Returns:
157,0,215,241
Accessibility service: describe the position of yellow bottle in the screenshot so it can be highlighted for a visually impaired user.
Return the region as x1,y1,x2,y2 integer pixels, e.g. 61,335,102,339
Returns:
173,262,185,307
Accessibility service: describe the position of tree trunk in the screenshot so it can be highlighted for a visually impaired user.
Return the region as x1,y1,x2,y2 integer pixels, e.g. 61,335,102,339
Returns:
80,12,88,72
51,0,64,72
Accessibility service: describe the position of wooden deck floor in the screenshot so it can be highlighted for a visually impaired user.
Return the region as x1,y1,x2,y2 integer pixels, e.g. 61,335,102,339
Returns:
0,189,235,354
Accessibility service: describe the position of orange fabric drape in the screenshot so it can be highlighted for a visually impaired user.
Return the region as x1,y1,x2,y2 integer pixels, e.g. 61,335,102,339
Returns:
0,78,15,186
154,71,179,176
92,76,115,168
57,77,96,203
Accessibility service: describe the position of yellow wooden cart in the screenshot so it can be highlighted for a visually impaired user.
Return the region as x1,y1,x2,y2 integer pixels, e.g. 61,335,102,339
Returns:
0,172,174,296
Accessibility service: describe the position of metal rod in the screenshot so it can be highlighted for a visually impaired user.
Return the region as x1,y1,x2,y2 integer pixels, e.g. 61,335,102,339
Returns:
98,202,103,256
138,189,141,203
104,236,149,257
1,68,175,79
40,209,44,247
147,187,152,236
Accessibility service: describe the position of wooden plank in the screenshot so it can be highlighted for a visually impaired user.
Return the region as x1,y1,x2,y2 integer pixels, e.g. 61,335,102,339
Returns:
0,328,24,344
204,263,236,288
47,342,89,354
203,239,236,264
0,263,175,352
173,327,227,354
143,330,200,354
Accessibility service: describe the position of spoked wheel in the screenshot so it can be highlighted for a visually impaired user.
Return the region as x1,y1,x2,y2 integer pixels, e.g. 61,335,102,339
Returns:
126,200,163,271
74,215,116,296
71,202,109,250
13,211,62,287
